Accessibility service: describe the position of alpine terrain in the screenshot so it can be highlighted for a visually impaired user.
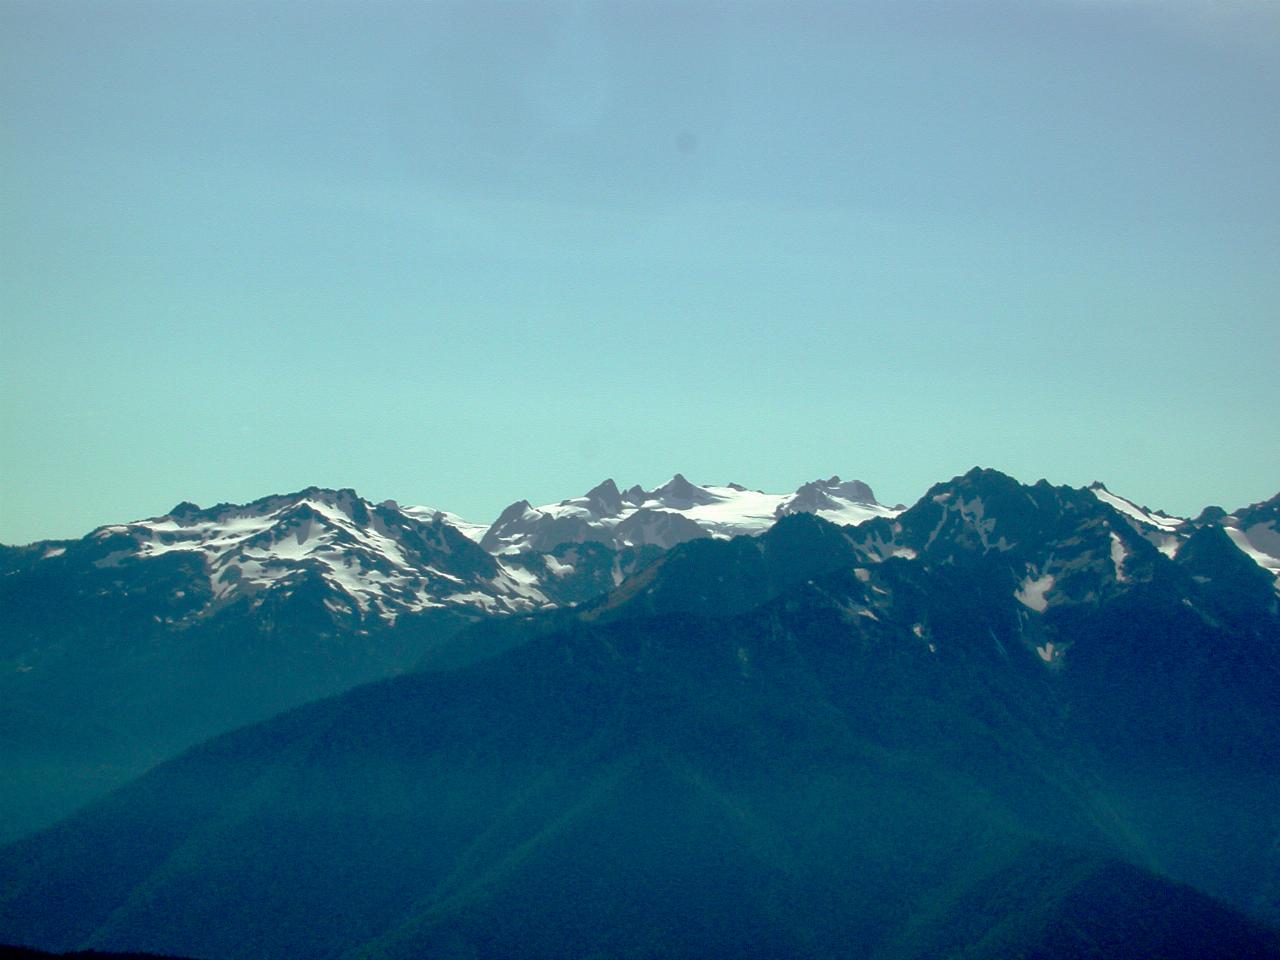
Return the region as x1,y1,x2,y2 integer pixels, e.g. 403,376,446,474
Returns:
0,475,893,839
1,468,1278,960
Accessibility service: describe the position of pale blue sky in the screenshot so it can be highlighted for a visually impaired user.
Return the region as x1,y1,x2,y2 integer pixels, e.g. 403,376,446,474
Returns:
3,0,1278,543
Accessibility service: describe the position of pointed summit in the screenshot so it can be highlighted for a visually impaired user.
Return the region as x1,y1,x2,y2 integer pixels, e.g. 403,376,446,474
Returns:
583,479,623,517
486,499,534,530
650,474,716,507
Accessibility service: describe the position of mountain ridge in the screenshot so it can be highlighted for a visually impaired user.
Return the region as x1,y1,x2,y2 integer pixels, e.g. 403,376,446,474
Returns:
2,483,1277,957
2,466,1277,848
7,469,1277,626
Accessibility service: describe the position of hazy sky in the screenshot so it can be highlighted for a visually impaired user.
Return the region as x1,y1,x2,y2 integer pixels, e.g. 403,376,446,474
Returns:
3,0,1278,543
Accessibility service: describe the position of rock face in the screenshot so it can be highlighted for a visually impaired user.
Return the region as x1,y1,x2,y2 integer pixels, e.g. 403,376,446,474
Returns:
1,469,1279,960
776,475,878,516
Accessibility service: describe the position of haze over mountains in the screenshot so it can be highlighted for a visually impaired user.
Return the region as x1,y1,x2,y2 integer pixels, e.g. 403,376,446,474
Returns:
2,467,1279,959
0,473,903,840
2,470,1278,842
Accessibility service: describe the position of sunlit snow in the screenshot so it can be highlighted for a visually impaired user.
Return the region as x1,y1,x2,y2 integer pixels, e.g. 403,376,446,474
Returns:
401,506,489,543
1090,486,1184,531
483,475,900,554
1224,525,1280,578
109,490,551,621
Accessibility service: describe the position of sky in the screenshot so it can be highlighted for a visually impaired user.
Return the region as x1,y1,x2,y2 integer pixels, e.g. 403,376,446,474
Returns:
2,0,1278,544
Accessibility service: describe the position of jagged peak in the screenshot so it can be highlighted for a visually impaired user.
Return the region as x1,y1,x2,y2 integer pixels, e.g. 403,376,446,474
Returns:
650,473,716,505
1234,490,1280,518
291,485,359,502
586,477,620,496
490,499,535,526
959,465,1020,485
919,467,1022,503
583,479,623,516
653,472,694,493
1195,505,1228,524
792,475,878,505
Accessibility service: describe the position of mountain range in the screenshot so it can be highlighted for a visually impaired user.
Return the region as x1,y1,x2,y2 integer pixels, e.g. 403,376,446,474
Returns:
2,467,1279,959
0,474,899,839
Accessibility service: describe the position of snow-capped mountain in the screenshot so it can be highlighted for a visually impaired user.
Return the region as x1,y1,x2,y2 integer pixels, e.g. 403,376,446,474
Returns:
592,468,1201,655
873,470,1166,628
0,473,900,841
399,504,490,544
1087,482,1280,584
1216,494,1280,580
20,465,1256,644
72,487,548,623
9,473,1277,635
10,475,899,628
1087,482,1186,557
6,470,1279,960
4,467,1278,847
478,474,900,554
0,487,563,842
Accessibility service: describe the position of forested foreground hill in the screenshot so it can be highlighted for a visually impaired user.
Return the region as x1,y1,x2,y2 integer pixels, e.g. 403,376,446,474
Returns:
2,598,1279,959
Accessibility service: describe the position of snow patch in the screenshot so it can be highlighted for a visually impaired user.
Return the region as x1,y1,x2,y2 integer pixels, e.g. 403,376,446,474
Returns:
543,554,575,578
1016,573,1055,612
484,475,898,554
1224,525,1280,577
1109,532,1129,582
1091,487,1184,531
401,506,489,543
